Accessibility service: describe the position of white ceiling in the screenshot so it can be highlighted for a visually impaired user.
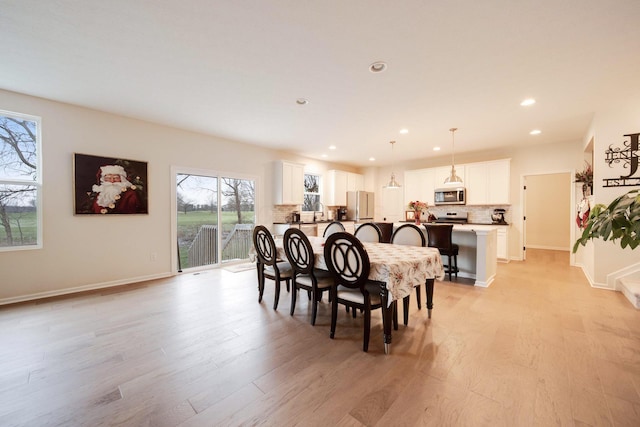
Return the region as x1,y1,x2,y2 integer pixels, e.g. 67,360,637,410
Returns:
2,0,640,167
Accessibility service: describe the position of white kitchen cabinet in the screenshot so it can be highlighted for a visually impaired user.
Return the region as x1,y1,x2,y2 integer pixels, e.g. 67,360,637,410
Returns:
273,223,290,237
404,168,435,207
326,170,347,206
326,170,363,206
317,220,355,237
465,163,490,205
497,227,509,261
487,159,510,204
340,221,356,234
299,223,317,237
274,161,304,205
462,159,510,205
347,172,364,192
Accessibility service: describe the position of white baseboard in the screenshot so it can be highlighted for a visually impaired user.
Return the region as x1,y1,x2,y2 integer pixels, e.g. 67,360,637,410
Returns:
474,274,495,287
525,245,570,251
0,272,174,306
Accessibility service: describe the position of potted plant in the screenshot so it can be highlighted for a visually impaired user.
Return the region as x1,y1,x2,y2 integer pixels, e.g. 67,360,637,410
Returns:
573,189,640,252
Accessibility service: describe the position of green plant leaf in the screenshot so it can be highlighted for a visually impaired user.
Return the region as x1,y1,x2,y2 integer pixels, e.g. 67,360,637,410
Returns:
573,189,640,253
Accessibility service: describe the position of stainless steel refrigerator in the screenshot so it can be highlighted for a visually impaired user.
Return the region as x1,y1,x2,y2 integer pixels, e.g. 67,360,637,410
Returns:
346,191,375,221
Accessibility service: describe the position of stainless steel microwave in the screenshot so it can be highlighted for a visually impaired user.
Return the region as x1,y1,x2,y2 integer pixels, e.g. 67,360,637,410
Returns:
434,187,466,205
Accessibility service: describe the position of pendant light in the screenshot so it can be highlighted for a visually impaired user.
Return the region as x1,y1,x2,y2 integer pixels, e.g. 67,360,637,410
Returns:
384,140,401,189
444,127,463,185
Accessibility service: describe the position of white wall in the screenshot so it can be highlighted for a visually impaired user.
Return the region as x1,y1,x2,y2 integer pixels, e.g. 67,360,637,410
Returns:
585,100,640,286
524,173,572,250
0,89,353,303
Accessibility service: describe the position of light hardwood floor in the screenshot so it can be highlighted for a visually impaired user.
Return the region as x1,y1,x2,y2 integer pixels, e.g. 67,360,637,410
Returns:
1,249,640,426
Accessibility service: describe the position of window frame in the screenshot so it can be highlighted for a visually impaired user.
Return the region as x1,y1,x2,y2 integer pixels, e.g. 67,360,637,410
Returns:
0,109,43,252
302,173,322,212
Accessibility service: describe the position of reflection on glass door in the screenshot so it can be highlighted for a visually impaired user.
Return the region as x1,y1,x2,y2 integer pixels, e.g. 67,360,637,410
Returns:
220,177,255,262
176,174,218,269
176,172,255,270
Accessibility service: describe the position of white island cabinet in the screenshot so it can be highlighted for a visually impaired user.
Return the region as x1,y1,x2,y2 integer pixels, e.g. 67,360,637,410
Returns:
450,224,498,287
394,223,498,287
496,227,509,261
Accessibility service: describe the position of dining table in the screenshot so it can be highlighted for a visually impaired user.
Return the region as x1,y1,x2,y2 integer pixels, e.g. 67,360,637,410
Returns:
252,235,445,354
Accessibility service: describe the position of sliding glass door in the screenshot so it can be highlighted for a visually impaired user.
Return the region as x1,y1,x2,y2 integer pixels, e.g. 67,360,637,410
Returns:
175,170,255,271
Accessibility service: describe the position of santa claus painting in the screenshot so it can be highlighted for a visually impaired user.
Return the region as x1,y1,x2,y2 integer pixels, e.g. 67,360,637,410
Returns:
74,154,148,215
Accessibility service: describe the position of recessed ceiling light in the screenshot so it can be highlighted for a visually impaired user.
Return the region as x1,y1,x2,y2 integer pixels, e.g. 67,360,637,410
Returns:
369,157,376,161
296,98,308,105
369,61,387,73
530,129,542,135
328,145,336,150
433,147,441,151
321,154,328,158
399,129,409,134
520,98,536,106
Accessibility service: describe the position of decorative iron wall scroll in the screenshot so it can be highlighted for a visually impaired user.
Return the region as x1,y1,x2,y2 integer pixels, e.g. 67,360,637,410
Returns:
603,132,640,187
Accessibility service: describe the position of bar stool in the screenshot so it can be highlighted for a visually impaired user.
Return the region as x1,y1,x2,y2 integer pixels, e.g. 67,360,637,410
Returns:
424,224,459,281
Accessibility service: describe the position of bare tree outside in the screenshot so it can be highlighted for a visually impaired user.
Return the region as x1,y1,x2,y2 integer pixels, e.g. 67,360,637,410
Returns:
0,112,40,248
176,173,255,269
222,178,254,224
303,174,321,211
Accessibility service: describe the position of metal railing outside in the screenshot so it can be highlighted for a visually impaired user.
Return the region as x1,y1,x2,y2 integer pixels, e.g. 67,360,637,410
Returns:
187,223,254,268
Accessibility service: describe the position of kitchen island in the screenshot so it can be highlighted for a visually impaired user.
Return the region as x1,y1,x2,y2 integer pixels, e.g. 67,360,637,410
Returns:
393,223,498,287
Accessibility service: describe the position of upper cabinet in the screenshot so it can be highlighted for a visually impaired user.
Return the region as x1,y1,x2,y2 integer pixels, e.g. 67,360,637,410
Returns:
464,159,511,205
404,159,510,207
404,168,435,207
326,170,364,206
347,172,364,193
274,161,304,205
465,163,490,205
487,159,510,204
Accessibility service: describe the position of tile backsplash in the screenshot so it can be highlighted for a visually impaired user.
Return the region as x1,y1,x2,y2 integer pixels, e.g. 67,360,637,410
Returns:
428,205,511,224
274,203,510,225
273,204,298,223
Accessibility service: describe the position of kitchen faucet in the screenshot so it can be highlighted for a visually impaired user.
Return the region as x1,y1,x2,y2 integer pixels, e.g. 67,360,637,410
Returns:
313,202,325,222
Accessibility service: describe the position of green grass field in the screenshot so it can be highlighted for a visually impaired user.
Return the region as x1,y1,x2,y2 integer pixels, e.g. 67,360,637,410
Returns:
0,211,38,247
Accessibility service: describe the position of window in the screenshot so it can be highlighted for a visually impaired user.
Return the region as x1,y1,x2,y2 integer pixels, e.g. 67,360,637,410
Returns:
302,173,321,211
0,110,42,250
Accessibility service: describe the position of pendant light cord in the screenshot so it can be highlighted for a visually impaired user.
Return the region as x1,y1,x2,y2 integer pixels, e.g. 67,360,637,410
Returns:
450,127,457,169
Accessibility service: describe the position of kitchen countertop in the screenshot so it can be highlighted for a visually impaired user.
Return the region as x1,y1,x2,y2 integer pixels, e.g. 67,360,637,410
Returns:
399,221,509,226
273,220,354,225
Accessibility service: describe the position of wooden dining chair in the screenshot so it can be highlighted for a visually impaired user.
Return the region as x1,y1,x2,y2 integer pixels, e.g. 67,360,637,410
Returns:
390,223,426,323
424,224,459,281
252,225,293,310
354,222,382,243
372,222,394,243
324,232,389,352
323,221,345,238
282,228,333,325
